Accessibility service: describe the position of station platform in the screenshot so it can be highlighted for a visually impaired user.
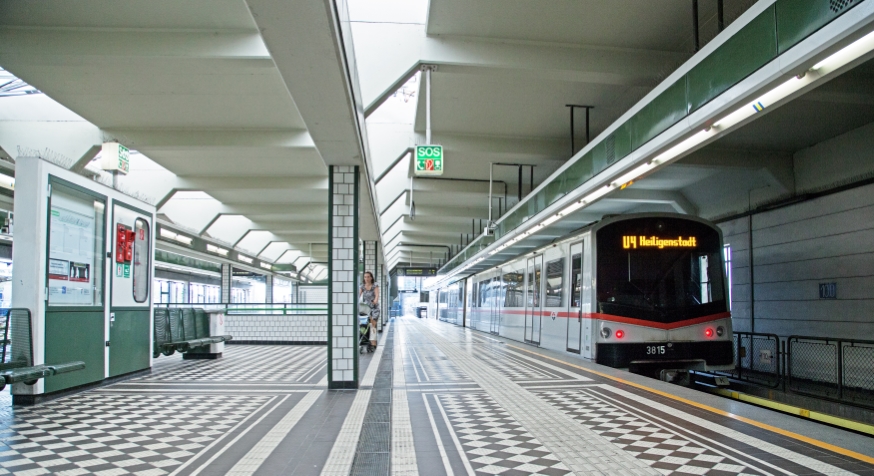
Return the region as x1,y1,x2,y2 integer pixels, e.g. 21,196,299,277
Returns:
0,317,872,475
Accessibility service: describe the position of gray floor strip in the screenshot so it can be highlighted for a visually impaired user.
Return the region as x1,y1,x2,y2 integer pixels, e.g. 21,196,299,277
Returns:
225,390,323,476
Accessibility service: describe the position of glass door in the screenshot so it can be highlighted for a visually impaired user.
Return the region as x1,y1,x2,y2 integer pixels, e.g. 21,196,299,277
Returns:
567,242,583,353
524,255,543,344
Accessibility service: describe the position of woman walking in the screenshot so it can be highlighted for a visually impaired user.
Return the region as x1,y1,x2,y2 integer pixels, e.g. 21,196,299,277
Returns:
359,271,380,349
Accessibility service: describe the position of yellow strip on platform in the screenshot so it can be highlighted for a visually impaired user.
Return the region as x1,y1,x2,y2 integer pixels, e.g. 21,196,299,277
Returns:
506,344,874,465
708,387,874,437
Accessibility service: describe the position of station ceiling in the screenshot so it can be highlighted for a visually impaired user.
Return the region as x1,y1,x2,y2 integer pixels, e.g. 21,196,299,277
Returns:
2,0,874,280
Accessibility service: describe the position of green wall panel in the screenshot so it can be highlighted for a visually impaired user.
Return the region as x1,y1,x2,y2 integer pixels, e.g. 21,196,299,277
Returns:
777,0,863,54
687,6,777,113
109,309,151,377
45,310,105,393
612,123,633,164
631,78,688,149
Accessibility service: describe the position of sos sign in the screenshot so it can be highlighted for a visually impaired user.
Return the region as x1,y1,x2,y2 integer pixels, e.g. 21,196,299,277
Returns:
415,145,443,176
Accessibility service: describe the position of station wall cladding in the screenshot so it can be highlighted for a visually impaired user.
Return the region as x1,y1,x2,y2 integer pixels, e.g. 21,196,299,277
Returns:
720,122,874,340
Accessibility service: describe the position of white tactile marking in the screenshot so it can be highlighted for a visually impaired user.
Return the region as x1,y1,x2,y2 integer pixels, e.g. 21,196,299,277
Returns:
415,320,661,475
320,389,372,476
224,390,322,476
599,385,857,476
391,389,418,475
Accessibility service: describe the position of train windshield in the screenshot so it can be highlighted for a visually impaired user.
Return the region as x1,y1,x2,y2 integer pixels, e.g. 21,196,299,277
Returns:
596,217,726,323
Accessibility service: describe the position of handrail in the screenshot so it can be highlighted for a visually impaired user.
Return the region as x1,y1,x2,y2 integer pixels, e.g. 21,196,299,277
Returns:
153,302,329,315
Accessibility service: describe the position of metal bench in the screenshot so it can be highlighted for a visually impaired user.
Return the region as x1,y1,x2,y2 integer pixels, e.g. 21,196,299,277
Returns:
153,308,232,358
0,309,85,391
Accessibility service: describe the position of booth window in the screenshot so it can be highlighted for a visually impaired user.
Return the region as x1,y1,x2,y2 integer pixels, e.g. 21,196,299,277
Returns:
132,218,150,303
47,180,105,307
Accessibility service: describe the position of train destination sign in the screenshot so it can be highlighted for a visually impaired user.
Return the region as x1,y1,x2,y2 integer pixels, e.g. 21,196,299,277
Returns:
622,235,697,249
396,267,437,276
414,145,443,176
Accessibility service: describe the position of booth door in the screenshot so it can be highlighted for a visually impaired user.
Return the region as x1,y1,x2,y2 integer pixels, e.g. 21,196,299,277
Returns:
109,204,152,377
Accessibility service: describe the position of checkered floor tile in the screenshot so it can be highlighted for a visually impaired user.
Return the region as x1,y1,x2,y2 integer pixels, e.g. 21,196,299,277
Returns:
536,389,764,475
409,347,471,383
438,393,571,476
472,349,564,381
142,345,325,382
0,393,268,475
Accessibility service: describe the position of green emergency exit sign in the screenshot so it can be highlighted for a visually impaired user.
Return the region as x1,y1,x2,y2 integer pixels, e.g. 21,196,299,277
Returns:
415,145,443,176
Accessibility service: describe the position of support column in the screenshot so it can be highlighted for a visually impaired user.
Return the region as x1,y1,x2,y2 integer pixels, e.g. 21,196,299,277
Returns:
328,165,359,389
265,274,273,304
221,264,231,304
376,243,385,331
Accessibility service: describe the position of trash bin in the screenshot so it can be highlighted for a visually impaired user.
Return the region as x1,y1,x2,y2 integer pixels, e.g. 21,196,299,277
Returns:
417,306,427,319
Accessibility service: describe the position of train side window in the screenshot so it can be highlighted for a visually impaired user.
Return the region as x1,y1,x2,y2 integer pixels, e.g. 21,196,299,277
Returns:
571,253,582,308
545,258,564,307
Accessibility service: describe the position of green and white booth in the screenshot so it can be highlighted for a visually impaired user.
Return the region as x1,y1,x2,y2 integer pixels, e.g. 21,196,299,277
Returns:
12,157,155,403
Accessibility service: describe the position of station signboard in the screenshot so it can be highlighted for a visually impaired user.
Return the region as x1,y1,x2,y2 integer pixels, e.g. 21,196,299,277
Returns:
101,142,130,175
414,145,443,176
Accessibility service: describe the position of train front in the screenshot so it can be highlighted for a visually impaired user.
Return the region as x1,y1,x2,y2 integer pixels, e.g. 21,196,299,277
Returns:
593,215,734,375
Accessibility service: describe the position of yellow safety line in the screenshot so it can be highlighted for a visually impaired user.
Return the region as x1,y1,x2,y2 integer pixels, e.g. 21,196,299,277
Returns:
506,344,874,465
708,388,874,437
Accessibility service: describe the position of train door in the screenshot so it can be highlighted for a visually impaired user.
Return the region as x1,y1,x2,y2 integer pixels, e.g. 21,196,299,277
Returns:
566,242,583,353
524,255,543,344
490,276,500,334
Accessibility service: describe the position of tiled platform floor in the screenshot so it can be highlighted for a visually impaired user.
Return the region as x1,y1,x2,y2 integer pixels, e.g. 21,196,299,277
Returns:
398,317,874,476
0,320,872,475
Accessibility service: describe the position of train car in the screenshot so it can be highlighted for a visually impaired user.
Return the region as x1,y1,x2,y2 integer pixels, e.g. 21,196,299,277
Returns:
437,213,734,374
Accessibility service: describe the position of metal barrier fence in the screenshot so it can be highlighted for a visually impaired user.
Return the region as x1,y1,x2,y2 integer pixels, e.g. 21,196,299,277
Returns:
707,332,874,409
788,336,874,408
155,302,328,315
719,332,782,388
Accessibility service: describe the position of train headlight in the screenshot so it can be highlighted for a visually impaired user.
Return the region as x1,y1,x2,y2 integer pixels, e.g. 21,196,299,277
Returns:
600,327,611,338
716,326,725,337
705,328,714,338
615,329,625,339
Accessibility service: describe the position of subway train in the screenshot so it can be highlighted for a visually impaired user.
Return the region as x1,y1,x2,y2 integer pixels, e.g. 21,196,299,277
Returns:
430,213,734,375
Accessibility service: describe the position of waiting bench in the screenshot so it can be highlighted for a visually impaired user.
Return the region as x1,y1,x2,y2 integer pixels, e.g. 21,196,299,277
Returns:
153,308,232,358
0,309,85,391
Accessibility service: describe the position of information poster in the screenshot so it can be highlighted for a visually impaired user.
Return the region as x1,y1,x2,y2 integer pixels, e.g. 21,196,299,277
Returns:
48,205,96,305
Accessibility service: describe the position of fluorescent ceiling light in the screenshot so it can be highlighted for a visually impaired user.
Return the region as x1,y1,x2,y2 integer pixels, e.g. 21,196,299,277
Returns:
260,262,273,270
813,29,874,72
238,254,254,264
159,227,193,246
206,243,229,257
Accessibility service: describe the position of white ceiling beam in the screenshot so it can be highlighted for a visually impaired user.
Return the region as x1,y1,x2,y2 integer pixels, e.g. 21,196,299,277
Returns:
103,129,314,151
171,176,328,191
245,0,362,167
355,23,688,114
0,29,270,61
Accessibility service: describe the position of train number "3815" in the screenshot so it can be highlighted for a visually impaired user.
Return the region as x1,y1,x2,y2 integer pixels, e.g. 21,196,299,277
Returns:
646,345,666,355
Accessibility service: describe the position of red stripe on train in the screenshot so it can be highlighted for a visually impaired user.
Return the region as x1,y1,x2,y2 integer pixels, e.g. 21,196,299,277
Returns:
470,309,731,330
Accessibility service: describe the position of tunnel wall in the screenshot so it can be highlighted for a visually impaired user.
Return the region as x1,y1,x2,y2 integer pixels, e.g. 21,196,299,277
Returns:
721,181,874,340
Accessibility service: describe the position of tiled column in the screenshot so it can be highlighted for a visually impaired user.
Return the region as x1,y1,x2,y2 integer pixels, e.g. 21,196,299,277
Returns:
221,264,231,304
376,243,385,331
328,165,359,389
264,274,273,304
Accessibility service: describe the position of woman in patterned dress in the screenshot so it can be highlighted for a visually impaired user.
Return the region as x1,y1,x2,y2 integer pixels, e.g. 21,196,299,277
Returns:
359,271,380,349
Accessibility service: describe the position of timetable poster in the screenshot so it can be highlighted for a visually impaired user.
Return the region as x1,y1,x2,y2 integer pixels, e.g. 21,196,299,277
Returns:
48,206,95,305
